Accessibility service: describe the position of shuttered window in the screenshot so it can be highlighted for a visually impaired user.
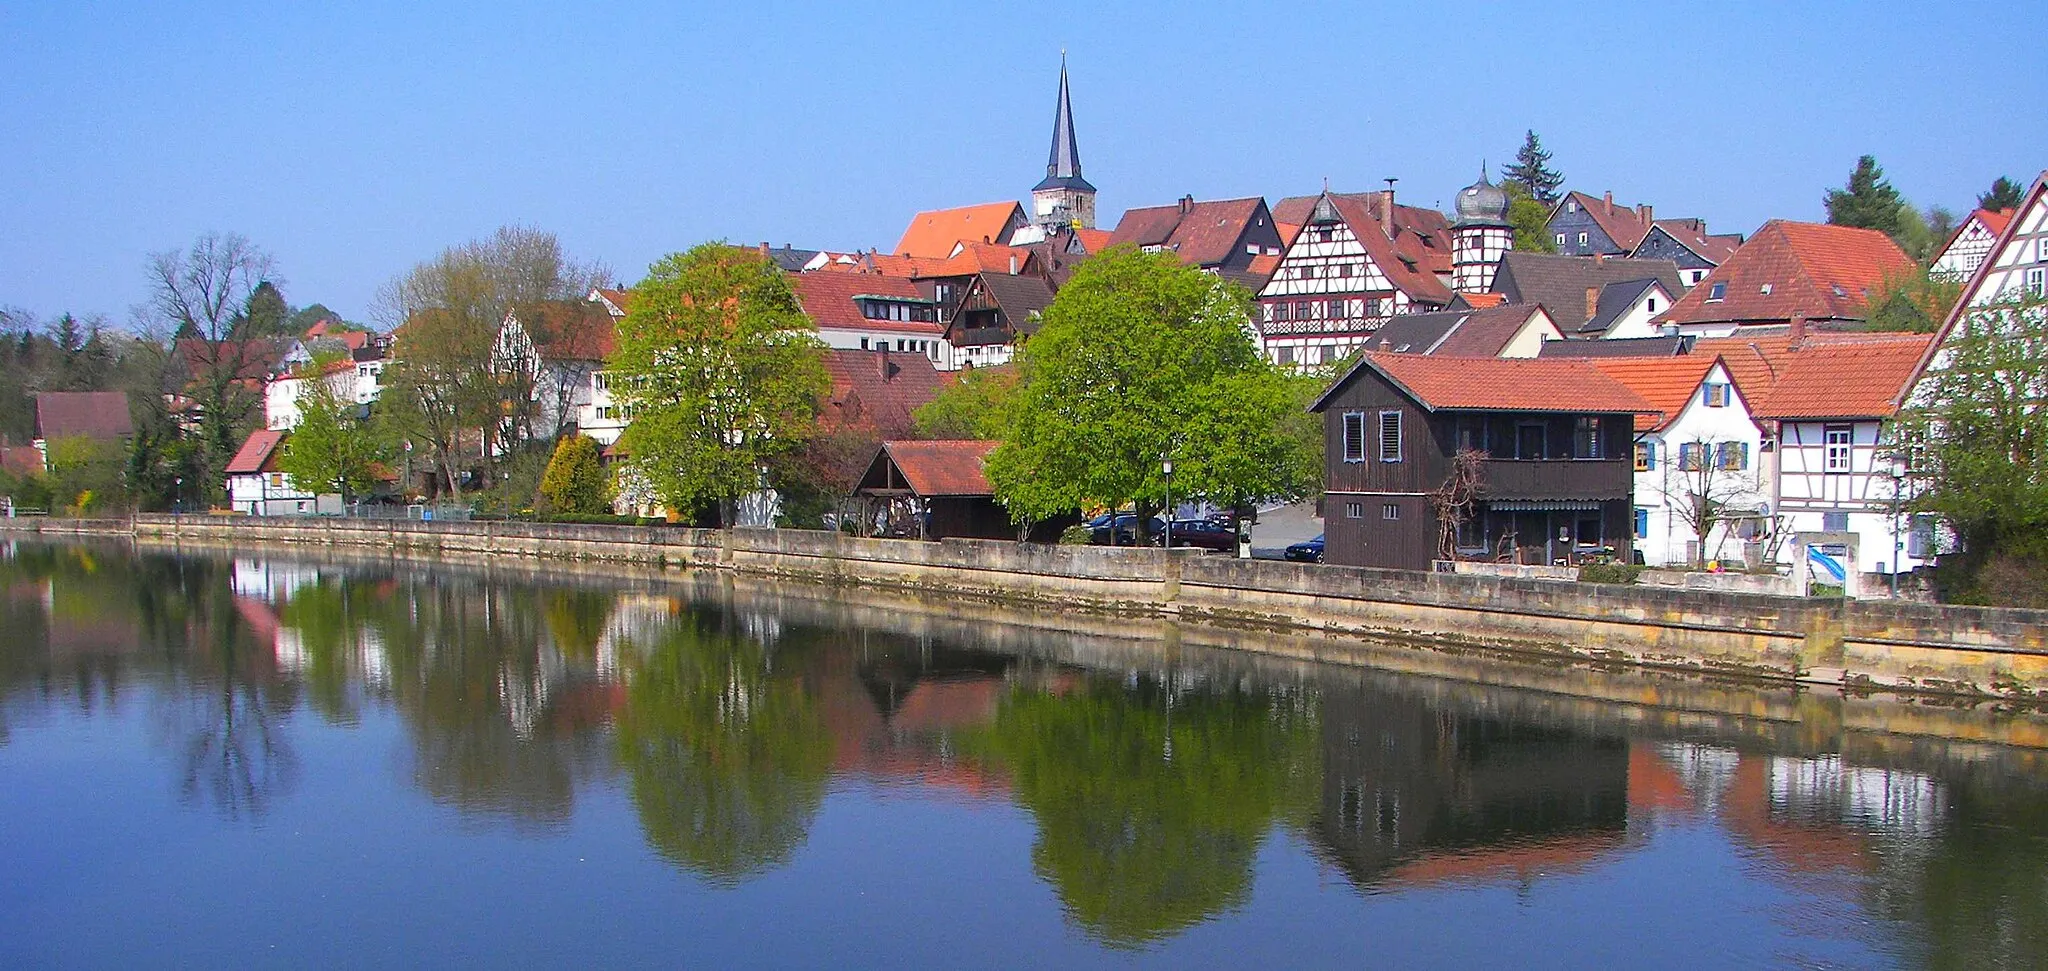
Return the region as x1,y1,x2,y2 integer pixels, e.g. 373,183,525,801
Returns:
1377,411,1403,462
1342,412,1366,463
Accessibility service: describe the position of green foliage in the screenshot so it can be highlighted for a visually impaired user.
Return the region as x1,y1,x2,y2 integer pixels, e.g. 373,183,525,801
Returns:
1577,563,1644,585
1058,523,1094,545
1824,155,1905,236
1863,265,1963,333
912,364,1019,439
1978,176,2024,212
608,243,829,525
470,443,552,516
1896,293,2048,605
276,378,391,502
537,435,611,515
0,467,53,510
236,281,293,337
1501,130,1564,206
1502,182,1559,254
45,435,127,514
984,248,1316,528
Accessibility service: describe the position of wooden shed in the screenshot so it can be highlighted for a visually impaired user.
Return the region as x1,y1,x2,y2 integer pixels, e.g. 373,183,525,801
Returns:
854,440,1024,541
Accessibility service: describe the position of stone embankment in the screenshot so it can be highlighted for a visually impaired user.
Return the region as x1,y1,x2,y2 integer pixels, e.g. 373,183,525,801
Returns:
7,515,2046,700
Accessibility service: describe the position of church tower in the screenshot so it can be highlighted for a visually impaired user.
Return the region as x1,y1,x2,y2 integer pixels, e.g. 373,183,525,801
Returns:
1452,165,1513,293
1031,55,1096,232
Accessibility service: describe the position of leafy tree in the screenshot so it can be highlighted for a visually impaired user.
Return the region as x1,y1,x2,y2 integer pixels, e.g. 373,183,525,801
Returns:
286,303,346,336
1501,130,1564,206
1978,176,2024,212
379,308,496,500
1502,182,1560,254
275,370,390,502
1896,292,2048,605
45,435,127,514
145,231,281,500
537,434,610,515
607,243,828,526
1823,155,1905,236
1863,265,1964,333
984,248,1314,540
912,364,1019,439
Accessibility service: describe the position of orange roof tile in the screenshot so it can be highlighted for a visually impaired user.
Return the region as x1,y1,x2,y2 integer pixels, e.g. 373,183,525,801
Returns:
1590,354,1724,431
1458,292,1508,308
878,440,998,496
1317,353,1655,415
1661,220,1913,326
1071,228,1114,253
894,202,1026,259
788,271,942,335
225,429,287,475
1751,334,1933,420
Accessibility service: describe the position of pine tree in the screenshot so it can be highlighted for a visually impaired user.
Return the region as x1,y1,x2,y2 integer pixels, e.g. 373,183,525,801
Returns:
1823,156,1904,236
1979,176,2023,212
1502,131,1564,206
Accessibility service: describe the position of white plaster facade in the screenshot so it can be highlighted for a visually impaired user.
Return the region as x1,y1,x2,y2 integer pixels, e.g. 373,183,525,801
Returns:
1630,362,1771,567
1772,419,1929,576
1594,283,1682,340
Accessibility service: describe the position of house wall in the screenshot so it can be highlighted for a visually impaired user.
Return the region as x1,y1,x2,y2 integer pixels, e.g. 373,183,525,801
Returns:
1257,213,1431,370
1596,287,1678,340
1498,314,1562,358
1775,420,1927,575
1548,200,1625,257
226,471,314,516
1634,364,1769,567
1631,228,1717,283
1930,217,2001,283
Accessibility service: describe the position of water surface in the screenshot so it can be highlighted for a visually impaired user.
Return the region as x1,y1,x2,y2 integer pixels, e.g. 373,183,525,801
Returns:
2,540,2044,969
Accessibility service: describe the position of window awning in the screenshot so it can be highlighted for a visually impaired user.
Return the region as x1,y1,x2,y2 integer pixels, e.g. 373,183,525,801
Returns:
1487,500,1601,512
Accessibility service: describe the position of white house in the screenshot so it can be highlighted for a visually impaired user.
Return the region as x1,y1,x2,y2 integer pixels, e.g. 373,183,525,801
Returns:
1588,279,1682,340
788,271,948,366
224,429,315,516
265,359,368,430
1930,207,2016,283
1255,190,1456,370
493,300,618,443
1592,355,1769,567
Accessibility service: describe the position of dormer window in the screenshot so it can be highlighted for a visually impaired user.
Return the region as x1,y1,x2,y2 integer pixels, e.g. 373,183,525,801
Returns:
1707,283,1727,302
1759,283,1772,295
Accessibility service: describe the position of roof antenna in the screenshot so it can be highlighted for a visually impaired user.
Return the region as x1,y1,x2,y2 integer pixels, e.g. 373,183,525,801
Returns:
1322,176,1330,193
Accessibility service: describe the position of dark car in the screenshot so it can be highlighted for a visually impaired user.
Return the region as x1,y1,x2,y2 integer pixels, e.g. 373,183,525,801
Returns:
1087,513,1165,546
1165,519,1236,551
1284,534,1325,563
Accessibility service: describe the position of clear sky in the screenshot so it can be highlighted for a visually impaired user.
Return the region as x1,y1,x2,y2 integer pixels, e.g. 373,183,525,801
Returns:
3,1,2042,328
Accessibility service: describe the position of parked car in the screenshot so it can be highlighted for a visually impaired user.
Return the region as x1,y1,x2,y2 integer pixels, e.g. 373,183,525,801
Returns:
1284,534,1325,563
1166,519,1236,551
1087,513,1165,546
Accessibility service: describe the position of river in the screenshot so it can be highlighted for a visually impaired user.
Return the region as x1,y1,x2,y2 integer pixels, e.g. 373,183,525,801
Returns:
1,539,2044,969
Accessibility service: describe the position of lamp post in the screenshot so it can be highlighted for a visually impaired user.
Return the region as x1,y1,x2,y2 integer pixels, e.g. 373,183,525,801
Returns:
1161,457,1175,550
1887,457,1905,598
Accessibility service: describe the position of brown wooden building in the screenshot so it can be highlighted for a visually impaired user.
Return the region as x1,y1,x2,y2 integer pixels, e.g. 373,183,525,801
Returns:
854,440,1020,541
1310,354,1655,570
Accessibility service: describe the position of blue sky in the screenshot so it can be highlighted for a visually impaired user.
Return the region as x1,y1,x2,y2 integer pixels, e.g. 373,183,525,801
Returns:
2,1,2042,327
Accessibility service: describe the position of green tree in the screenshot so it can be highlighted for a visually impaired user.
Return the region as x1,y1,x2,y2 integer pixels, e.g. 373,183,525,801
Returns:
1863,265,1963,333
1503,182,1560,254
983,248,1314,539
1824,155,1905,236
45,435,128,514
537,435,610,515
911,364,1019,439
275,370,390,502
146,232,280,501
1501,130,1564,206
607,243,828,526
236,281,292,337
1896,292,2048,605
1978,176,2024,212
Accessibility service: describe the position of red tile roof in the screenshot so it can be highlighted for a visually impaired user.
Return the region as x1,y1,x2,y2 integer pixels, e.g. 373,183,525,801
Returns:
1977,207,2014,239
1273,193,1453,306
1457,292,1508,309
1660,220,1913,326
1317,353,1655,415
1589,354,1725,431
1071,228,1114,253
789,272,943,336
591,287,632,316
895,202,1026,259
820,349,946,440
925,242,1036,278
516,300,617,361
1751,334,1934,420
34,392,134,441
225,429,287,475
878,440,998,497
1106,197,1270,269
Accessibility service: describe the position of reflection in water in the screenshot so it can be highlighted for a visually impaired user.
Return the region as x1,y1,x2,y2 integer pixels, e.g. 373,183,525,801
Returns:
3,541,2048,964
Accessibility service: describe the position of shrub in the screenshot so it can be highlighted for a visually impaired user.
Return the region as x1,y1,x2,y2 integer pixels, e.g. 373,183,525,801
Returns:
538,436,612,516
1058,524,1094,546
1578,563,1644,585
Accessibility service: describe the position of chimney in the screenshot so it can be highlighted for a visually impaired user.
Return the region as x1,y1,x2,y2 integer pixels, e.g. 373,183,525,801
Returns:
876,346,894,380
1603,190,1614,210
1379,338,1392,352
1382,178,1399,241
1788,313,1808,341
759,242,770,255
1639,204,1653,224
1179,194,1194,215
1659,322,1680,338
1009,255,1018,274
1593,252,1606,265
1585,287,1600,323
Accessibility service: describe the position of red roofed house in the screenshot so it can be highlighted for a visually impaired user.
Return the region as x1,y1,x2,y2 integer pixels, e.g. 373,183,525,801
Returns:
1105,195,1285,289
1548,190,1657,257
1258,190,1457,370
1589,355,1769,566
1929,207,2014,282
494,299,620,444
895,202,1030,260
788,270,947,366
225,428,314,516
1753,333,1936,582
1657,220,1914,335
853,440,1047,541
1311,354,1653,569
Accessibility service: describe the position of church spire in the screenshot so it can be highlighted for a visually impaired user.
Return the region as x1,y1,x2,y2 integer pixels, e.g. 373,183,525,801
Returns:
1035,54,1093,193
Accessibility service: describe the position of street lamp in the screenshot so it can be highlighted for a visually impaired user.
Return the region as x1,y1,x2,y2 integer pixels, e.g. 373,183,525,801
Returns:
1161,457,1175,550
1887,456,1906,598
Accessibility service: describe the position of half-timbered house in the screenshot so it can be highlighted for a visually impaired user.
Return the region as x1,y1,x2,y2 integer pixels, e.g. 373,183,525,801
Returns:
942,272,1056,369
1311,354,1652,570
1929,207,2015,283
1256,191,1455,370
1589,355,1769,567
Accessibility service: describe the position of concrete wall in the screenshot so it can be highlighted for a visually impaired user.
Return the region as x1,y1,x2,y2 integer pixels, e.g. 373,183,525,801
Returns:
8,515,2046,700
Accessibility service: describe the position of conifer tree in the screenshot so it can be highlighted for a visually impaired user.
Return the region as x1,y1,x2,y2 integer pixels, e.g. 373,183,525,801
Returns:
1979,176,2023,212
1823,156,1905,236
1502,131,1564,206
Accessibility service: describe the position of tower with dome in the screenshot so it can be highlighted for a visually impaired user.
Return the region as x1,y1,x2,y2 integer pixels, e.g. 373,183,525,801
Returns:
1451,168,1513,293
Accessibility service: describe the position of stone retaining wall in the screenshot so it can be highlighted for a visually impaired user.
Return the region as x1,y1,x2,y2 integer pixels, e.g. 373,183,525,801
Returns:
7,515,2045,699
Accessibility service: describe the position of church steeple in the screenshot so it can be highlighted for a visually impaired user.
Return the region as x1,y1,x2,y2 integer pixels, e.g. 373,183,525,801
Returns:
1030,53,1096,232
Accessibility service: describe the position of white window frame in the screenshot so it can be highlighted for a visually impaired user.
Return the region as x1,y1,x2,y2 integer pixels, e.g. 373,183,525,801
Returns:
1824,425,1853,473
1342,412,1367,463
1377,410,1403,463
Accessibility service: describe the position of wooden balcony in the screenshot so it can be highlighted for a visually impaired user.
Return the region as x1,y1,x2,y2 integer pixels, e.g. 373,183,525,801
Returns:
1479,458,1632,500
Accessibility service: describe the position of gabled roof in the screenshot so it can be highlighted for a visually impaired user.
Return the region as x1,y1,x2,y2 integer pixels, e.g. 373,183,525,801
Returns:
589,287,632,317
512,300,617,361
871,440,999,497
1313,352,1654,416
1632,220,1743,265
971,273,1057,334
1491,253,1686,330
895,202,1026,259
789,272,942,336
1362,305,1552,358
1071,228,1114,254
34,392,133,441
1589,354,1726,431
1554,191,1654,251
1659,220,1913,326
1449,292,1509,310
930,241,1038,277
1270,192,1455,306
1752,334,1934,420
1106,197,1272,268
1581,278,1671,334
1939,207,2014,257
1538,335,1692,359
2,444,45,477
1916,171,2048,383
225,428,287,475
820,349,946,440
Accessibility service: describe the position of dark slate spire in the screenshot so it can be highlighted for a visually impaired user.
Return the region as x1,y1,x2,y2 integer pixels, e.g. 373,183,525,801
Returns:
1034,54,1094,193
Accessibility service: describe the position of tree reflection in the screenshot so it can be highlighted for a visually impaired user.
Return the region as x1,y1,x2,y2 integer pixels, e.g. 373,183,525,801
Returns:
973,676,1319,948
613,612,833,886
1869,781,2048,969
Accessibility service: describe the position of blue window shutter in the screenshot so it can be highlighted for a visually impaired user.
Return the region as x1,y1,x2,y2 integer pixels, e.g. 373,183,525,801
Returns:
1634,508,1649,539
1644,441,1657,470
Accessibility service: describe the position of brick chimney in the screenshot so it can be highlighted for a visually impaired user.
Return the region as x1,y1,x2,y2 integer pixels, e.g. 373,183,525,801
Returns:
876,346,895,380
759,242,771,255
1585,287,1600,323
1380,190,1397,241
1638,204,1653,224
1603,190,1614,211
1179,194,1194,215
1788,312,1808,341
